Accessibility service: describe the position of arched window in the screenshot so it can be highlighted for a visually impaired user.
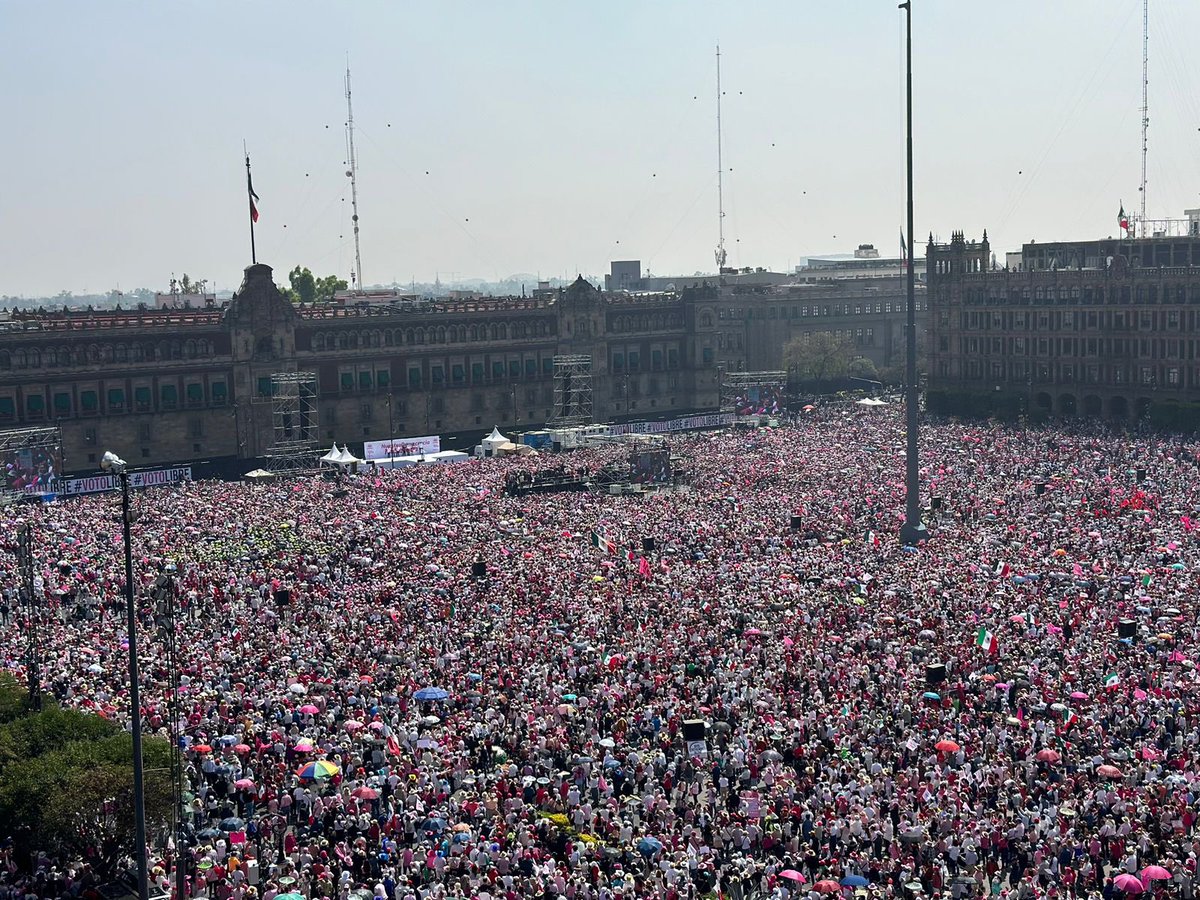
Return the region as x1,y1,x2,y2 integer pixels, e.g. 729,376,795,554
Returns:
0,351,9,369
131,344,144,362
470,325,479,341
170,340,182,360
416,327,426,344
406,328,415,344
436,326,446,343
28,349,39,368
13,350,27,368
114,344,127,363
313,333,325,351
57,347,71,366
185,340,197,359
700,312,713,328
88,345,101,363
497,323,507,340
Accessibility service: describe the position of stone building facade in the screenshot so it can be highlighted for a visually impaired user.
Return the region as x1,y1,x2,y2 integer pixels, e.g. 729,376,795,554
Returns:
925,230,1200,422
0,262,922,473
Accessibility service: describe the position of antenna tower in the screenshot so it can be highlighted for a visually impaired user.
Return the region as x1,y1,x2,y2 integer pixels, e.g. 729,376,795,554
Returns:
345,64,364,292
714,44,727,270
1139,0,1148,234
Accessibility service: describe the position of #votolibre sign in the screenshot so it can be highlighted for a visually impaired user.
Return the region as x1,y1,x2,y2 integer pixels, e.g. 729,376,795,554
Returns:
63,466,192,496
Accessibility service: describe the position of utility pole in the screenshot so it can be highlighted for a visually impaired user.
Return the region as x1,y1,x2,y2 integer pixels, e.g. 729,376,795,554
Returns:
899,1,928,545
16,524,40,711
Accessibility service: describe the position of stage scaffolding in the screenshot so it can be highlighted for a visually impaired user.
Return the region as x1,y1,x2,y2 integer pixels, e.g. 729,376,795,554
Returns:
261,371,319,472
0,424,63,505
550,354,593,426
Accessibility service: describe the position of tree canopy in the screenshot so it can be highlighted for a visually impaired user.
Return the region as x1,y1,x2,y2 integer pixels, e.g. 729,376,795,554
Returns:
0,675,172,879
281,267,348,304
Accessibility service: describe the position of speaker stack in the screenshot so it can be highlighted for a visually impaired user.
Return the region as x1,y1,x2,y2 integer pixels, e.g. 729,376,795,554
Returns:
1034,483,1046,496
273,588,292,608
642,537,656,553
790,514,802,530
1117,619,1137,640
681,720,707,742
471,560,487,579
925,663,947,686
1136,468,1147,484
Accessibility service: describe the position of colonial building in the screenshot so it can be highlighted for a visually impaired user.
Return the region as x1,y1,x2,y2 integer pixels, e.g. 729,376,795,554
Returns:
0,260,924,474
925,228,1200,423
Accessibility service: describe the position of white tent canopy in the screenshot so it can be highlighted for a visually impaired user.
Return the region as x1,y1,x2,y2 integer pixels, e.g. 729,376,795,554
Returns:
336,444,363,465
481,426,510,455
320,446,342,466
856,397,887,407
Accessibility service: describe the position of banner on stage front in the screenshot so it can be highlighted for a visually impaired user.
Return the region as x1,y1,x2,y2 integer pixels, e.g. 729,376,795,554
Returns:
364,436,441,460
63,466,192,496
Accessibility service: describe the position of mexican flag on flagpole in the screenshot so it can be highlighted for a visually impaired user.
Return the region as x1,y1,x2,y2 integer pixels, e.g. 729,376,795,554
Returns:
1062,708,1078,727
1118,203,1129,232
1104,672,1119,689
994,561,1011,578
975,626,999,655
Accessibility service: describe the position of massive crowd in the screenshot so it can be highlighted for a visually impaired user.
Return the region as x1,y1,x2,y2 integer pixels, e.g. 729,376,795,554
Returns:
3,407,1200,900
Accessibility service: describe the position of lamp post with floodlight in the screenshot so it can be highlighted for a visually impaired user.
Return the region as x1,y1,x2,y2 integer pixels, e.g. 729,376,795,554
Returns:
100,450,149,900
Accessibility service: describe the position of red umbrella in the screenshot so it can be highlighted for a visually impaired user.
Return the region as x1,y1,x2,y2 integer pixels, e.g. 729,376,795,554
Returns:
1097,764,1123,778
351,786,380,800
233,743,251,755
815,881,842,894
1036,748,1061,763
191,744,212,754
934,739,960,753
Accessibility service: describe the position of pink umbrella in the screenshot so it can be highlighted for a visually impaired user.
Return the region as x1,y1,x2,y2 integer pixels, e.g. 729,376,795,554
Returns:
300,704,320,715
780,870,806,883
1133,689,1148,700
744,628,763,637
1070,691,1089,700
1097,764,1123,778
1036,748,1061,763
1114,874,1144,893
234,778,255,790
1139,747,1160,761
344,720,365,732
1140,866,1170,882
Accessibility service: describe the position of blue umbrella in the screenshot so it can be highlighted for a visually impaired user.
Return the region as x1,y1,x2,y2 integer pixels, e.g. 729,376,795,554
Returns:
466,673,483,682
414,687,450,702
842,876,870,888
420,817,447,834
637,837,663,857
922,691,941,701
220,817,246,832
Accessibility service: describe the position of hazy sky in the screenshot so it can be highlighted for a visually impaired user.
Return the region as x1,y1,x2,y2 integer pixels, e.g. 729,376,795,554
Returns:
2,1,1199,296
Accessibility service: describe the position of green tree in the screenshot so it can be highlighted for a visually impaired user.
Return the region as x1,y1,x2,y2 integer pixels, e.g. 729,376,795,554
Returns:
784,331,858,383
314,274,348,303
288,266,317,304
0,685,172,878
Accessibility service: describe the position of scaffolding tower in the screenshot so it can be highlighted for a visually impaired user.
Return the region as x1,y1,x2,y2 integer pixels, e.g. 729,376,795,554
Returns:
262,371,319,471
550,354,594,426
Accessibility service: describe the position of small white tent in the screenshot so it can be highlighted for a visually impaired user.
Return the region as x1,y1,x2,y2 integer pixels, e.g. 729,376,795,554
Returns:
481,426,510,457
856,398,887,407
320,446,342,466
336,445,363,466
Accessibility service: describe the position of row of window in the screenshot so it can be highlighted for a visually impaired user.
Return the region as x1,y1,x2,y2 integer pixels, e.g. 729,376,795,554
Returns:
704,301,924,326
309,319,553,351
958,308,1191,333
0,381,227,422
611,347,680,373
953,359,1191,388
951,335,1196,361
608,313,684,333
0,339,217,370
956,283,1200,306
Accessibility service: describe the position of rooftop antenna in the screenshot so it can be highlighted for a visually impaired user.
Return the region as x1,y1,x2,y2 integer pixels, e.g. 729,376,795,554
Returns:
1138,0,1149,235
345,61,364,292
715,44,727,271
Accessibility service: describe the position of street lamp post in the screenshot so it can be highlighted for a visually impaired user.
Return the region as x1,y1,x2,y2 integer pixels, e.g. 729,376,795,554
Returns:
101,451,149,900
899,0,928,545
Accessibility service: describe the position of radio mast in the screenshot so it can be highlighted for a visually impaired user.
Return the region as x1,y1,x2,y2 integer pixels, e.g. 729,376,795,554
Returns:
1138,0,1149,235
345,64,364,292
715,44,727,270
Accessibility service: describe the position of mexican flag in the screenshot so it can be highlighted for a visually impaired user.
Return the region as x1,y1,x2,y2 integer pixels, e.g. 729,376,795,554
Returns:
994,561,1011,578
1140,573,1152,588
1118,203,1129,232
867,531,880,548
1062,708,1078,727
590,530,616,555
1104,672,1119,689
975,626,999,655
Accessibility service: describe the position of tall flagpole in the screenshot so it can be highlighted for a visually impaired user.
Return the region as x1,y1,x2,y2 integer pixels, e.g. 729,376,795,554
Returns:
244,143,258,265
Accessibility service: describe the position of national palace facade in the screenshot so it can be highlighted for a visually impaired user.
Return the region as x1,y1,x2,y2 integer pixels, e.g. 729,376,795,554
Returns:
0,261,922,473
925,228,1200,425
